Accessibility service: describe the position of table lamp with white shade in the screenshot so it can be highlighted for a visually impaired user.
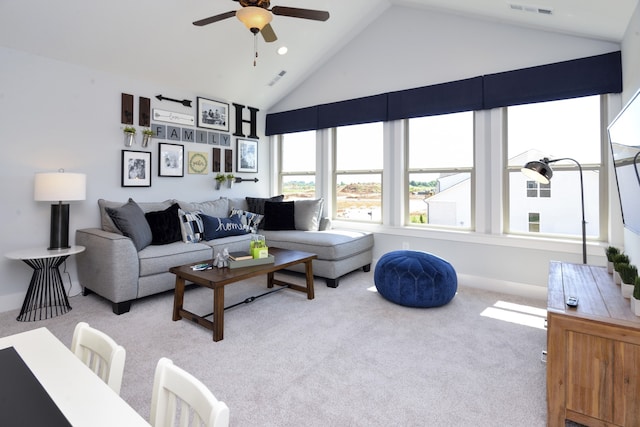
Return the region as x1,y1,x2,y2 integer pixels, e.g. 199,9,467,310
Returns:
34,170,86,250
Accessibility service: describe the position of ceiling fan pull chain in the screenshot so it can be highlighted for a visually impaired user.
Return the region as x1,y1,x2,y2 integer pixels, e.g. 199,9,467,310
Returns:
253,34,258,67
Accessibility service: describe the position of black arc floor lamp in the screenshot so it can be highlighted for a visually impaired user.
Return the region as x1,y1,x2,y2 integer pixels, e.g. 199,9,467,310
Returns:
521,157,587,264
34,170,86,250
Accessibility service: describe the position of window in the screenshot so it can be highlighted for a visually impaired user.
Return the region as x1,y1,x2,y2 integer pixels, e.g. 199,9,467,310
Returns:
279,131,316,200
526,181,551,198
528,212,540,232
335,123,383,222
407,112,474,228
507,95,601,238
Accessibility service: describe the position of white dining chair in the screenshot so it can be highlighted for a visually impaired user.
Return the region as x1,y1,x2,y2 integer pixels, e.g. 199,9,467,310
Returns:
150,357,229,427
70,321,126,395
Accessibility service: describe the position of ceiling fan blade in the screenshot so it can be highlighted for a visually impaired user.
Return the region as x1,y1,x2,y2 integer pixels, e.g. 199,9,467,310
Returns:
261,23,278,43
193,10,237,26
271,6,330,21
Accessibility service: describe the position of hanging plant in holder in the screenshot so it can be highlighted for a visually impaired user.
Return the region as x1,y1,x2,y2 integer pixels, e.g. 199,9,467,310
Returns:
141,128,154,147
123,126,136,147
214,173,226,190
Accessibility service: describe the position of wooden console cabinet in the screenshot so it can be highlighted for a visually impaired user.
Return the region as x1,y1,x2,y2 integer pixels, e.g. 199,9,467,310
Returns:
547,261,640,426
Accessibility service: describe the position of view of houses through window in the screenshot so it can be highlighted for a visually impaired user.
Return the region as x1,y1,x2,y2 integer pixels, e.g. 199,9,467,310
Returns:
407,111,474,228
277,95,603,241
507,95,601,238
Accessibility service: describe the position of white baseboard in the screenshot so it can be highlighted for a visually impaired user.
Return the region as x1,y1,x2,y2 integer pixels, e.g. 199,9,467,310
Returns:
0,280,82,314
457,273,547,302
0,291,26,314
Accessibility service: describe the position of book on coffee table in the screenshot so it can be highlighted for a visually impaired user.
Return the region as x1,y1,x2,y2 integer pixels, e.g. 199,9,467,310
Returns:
228,255,275,269
228,251,253,261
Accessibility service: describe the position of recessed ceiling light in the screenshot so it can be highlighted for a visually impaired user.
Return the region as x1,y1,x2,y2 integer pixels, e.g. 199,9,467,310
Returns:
277,46,288,55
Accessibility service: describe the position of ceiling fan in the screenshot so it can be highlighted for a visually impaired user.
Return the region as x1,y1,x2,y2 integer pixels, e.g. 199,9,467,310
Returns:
193,0,330,43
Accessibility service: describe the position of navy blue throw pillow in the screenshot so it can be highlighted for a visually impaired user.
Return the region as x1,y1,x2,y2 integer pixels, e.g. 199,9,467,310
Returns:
201,214,248,241
262,201,296,230
145,203,182,245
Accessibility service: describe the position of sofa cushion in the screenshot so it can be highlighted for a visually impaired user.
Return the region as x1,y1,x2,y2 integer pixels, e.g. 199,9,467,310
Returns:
227,197,248,211
263,201,296,230
177,199,229,218
99,198,175,234
105,198,153,251
138,241,211,277
145,203,182,245
200,214,248,240
294,198,324,231
178,209,204,243
229,208,263,233
245,195,284,216
261,229,374,261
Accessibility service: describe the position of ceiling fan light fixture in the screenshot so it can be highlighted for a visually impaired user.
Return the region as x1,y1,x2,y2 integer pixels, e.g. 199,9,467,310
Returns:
236,6,272,31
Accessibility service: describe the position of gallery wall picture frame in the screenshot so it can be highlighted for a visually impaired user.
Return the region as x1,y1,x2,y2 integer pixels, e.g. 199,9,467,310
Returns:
122,150,151,187
212,148,221,173
197,97,229,132
158,143,184,177
237,138,258,173
225,149,233,174
188,151,209,175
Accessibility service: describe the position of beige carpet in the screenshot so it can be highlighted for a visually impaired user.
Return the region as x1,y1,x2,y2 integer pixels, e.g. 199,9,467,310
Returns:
0,269,549,426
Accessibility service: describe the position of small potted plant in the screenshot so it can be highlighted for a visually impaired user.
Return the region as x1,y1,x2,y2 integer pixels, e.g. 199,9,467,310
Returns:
613,253,630,285
619,264,637,298
214,173,226,190
226,173,235,188
605,246,620,273
123,126,136,147
141,128,154,147
632,276,640,316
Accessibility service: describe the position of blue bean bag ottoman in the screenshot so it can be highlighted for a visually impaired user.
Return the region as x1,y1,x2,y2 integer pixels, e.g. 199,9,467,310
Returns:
374,250,457,307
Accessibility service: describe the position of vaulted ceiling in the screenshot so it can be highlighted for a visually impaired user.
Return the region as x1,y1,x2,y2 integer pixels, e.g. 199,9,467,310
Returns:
0,0,637,110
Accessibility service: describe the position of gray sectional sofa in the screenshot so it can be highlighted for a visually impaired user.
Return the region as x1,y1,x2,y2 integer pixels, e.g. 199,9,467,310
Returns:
76,197,374,314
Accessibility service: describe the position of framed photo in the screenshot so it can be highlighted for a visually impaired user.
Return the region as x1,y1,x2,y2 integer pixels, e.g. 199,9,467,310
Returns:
158,143,184,177
188,151,209,175
237,138,258,173
197,97,229,131
122,150,151,187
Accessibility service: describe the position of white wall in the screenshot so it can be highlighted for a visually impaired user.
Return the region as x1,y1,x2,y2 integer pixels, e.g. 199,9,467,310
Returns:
271,5,626,299
0,4,633,312
272,6,620,112
0,47,270,311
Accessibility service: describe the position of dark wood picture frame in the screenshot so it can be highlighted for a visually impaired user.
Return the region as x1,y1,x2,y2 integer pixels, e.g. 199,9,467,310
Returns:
121,150,151,187
212,148,221,173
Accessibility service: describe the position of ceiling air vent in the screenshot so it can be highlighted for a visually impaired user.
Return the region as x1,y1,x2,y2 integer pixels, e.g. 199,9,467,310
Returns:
508,3,553,15
268,70,287,87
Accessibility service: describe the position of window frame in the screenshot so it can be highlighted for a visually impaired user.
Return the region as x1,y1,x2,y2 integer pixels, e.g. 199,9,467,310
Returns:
404,112,475,229
503,95,607,240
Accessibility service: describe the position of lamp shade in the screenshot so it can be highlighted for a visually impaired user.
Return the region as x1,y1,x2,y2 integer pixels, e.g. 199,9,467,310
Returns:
236,6,272,31
521,160,553,185
34,172,86,202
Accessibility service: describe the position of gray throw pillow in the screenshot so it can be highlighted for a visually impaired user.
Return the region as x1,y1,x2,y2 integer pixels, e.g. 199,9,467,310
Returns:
105,198,153,251
294,198,324,231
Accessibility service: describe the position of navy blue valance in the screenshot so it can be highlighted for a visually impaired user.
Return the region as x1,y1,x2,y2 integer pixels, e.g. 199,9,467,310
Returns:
265,105,318,136
387,77,483,121
483,51,622,109
265,51,622,136
317,94,388,130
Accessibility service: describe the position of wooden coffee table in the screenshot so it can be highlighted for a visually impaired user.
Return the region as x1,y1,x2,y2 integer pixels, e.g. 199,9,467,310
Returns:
170,247,317,341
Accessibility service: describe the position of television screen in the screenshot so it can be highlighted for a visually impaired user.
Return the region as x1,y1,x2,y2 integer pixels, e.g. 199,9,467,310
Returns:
608,89,640,235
